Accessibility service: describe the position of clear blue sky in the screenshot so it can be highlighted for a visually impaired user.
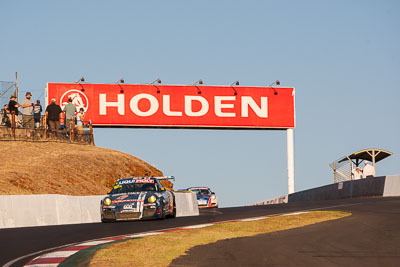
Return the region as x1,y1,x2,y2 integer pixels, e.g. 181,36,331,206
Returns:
1,1,399,207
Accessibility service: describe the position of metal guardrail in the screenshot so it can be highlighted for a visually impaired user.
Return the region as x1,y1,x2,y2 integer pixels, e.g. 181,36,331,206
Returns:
0,112,94,145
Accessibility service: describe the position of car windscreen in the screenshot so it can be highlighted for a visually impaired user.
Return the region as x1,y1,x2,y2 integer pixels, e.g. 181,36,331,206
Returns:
191,189,211,195
110,182,158,194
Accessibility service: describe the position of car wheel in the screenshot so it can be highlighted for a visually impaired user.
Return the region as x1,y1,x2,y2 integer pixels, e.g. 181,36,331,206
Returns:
159,203,166,219
167,200,176,218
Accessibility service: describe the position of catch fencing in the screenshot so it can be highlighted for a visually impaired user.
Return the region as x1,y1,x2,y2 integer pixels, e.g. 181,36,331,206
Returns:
329,156,352,183
0,111,94,145
0,81,16,108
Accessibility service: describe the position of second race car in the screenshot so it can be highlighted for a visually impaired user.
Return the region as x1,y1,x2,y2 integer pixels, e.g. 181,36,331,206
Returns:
187,187,218,208
101,177,176,222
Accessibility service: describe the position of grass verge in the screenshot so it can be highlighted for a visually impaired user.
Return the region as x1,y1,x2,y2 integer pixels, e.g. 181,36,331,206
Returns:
89,211,350,266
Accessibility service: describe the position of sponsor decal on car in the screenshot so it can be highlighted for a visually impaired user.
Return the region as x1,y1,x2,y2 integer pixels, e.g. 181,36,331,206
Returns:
123,204,135,209
118,179,135,185
135,179,154,183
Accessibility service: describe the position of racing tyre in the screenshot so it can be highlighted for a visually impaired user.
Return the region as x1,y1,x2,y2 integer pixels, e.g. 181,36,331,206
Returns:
167,200,177,219
159,203,166,220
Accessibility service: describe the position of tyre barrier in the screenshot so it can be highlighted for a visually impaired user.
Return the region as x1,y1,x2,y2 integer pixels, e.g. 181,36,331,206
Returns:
0,192,199,229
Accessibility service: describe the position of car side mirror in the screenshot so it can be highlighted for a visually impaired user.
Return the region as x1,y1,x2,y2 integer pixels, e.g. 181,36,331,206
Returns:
211,192,215,194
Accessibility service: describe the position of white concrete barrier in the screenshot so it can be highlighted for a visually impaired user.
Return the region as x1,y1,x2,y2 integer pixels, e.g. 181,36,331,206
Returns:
383,175,400,197
0,192,199,229
0,194,105,229
174,192,199,217
250,195,288,206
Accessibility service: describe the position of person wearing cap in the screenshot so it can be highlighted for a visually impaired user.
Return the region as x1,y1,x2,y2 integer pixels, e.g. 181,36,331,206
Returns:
45,98,62,138
352,166,363,180
8,95,21,125
75,107,85,140
21,92,35,136
33,100,43,129
63,98,77,133
362,161,375,178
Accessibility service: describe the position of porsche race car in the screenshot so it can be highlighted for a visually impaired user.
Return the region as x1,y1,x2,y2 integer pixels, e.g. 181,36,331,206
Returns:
187,187,218,208
101,177,176,222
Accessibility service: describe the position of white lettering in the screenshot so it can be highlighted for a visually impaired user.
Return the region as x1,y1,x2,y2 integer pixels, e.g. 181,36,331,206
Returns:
130,94,159,117
184,96,209,117
99,94,125,115
215,96,236,117
99,93,269,119
241,96,268,118
163,95,182,116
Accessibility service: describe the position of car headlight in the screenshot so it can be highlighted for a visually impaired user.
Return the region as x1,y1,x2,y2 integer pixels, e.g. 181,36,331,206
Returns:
211,195,216,200
104,197,112,206
148,195,157,203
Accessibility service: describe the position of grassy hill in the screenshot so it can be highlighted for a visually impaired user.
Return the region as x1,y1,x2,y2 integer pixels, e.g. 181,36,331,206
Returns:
0,141,171,195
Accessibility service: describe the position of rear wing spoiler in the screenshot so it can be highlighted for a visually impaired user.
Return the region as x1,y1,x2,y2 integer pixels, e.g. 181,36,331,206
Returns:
154,176,175,181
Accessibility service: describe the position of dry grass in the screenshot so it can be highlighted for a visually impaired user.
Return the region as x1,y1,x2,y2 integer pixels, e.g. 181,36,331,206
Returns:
90,211,350,267
0,141,171,195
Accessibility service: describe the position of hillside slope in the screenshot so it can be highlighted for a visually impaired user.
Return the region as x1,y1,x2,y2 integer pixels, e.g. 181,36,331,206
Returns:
0,142,170,195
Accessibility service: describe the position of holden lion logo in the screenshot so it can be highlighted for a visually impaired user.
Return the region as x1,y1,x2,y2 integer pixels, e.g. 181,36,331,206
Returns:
60,89,89,112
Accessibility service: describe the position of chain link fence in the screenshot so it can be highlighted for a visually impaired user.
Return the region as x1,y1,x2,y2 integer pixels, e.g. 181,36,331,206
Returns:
329,156,352,183
0,81,16,109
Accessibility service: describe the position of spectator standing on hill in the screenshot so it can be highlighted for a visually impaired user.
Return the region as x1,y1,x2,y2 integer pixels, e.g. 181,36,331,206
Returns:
75,107,85,140
1,104,11,127
362,161,375,178
63,98,77,133
352,167,363,180
45,98,62,137
33,100,42,128
21,92,35,137
8,95,21,125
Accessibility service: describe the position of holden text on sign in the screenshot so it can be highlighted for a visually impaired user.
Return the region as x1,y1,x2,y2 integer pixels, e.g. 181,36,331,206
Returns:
46,83,295,129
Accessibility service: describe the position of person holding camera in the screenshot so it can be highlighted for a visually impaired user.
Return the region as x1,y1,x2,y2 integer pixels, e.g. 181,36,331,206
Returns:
8,94,21,126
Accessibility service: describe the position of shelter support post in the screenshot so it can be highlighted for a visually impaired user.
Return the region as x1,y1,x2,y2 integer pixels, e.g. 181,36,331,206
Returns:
287,128,295,194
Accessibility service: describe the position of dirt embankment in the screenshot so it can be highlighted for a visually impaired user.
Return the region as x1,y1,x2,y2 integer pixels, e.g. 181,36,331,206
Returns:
0,141,172,195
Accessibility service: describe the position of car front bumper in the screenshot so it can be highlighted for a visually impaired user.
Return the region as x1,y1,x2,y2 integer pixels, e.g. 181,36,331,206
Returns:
101,204,161,221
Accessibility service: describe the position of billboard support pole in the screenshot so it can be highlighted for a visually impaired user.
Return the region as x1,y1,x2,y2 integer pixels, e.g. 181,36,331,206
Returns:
287,128,295,194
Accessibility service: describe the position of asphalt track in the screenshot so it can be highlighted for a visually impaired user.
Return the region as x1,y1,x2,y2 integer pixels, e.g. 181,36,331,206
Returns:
1,197,399,267
171,197,400,267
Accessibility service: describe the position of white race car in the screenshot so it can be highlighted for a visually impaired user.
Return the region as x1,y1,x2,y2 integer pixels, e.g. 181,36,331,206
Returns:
187,187,218,208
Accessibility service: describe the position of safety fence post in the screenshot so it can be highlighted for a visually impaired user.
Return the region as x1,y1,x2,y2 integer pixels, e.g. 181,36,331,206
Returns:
43,114,47,140
89,122,94,145
70,120,74,142
11,112,15,140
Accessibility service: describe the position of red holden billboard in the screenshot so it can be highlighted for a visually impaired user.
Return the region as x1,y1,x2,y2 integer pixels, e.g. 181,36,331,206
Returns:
46,83,295,129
